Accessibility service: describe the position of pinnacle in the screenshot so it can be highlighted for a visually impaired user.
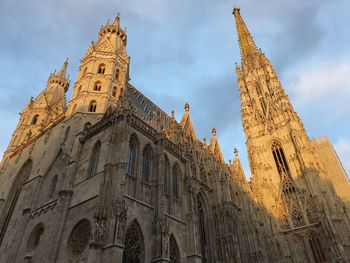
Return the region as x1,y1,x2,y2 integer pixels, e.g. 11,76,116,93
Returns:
57,58,69,79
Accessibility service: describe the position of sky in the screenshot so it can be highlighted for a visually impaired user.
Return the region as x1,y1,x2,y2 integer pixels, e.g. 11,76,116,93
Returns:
0,0,349,178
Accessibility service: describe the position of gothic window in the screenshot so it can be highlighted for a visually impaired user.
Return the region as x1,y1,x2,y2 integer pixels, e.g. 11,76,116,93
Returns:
88,100,97,112
115,68,120,80
63,126,70,143
88,141,101,178
48,174,58,199
93,81,102,91
127,137,137,176
0,159,32,243
76,85,82,97
197,194,209,263
272,141,289,175
199,163,207,184
170,235,180,263
122,221,144,263
141,146,152,183
290,235,307,262
164,156,170,195
68,219,91,256
82,67,87,77
27,223,44,251
308,232,326,262
31,114,39,125
291,209,305,228
306,197,319,224
256,83,267,114
112,86,117,97
173,165,180,199
97,64,106,74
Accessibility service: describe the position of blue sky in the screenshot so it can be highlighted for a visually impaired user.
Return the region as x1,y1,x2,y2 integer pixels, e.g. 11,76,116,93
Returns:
1,0,349,178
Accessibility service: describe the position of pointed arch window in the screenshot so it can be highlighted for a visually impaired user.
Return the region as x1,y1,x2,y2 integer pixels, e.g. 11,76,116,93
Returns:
82,67,87,77
76,85,82,97
112,86,117,97
164,157,170,195
0,159,32,243
127,137,137,176
173,165,180,199
88,100,97,112
308,232,326,262
115,68,120,80
31,114,39,125
197,194,209,263
141,146,152,183
88,141,101,178
48,174,58,199
170,235,181,263
272,141,289,175
256,83,267,114
122,221,144,263
93,81,102,91
97,64,106,74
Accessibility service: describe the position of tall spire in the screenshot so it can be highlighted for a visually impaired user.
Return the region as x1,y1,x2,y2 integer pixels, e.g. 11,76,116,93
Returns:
57,58,69,78
232,7,259,61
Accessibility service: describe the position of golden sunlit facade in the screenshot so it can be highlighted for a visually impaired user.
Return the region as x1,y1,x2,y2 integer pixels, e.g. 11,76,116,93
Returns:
0,8,349,263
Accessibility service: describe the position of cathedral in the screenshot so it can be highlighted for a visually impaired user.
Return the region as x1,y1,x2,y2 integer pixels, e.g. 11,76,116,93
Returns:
1,7,350,263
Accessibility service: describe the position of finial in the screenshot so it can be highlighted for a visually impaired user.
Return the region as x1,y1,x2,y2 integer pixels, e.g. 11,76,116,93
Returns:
234,147,238,156
229,159,232,165
212,127,216,137
203,137,207,145
185,102,190,112
107,18,110,25
171,110,175,119
233,5,240,13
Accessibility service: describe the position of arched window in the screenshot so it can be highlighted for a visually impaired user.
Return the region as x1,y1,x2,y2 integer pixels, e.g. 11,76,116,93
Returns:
68,219,91,256
112,86,117,97
31,114,39,125
97,64,106,74
63,126,70,143
48,175,58,199
88,100,97,112
115,68,120,80
164,157,170,195
308,232,326,262
256,83,267,114
141,146,152,183
173,165,180,199
272,141,289,175
82,67,87,77
170,235,180,263
122,221,144,263
93,81,102,91
76,85,82,97
88,141,101,178
27,223,44,251
0,159,32,243
126,137,137,176
291,209,305,228
197,194,209,263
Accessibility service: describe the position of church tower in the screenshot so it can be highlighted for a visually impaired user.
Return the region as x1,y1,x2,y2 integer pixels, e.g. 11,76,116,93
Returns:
233,7,350,262
67,15,129,116
2,60,69,164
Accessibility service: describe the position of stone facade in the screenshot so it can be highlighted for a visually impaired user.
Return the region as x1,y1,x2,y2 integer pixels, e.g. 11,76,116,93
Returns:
0,8,350,263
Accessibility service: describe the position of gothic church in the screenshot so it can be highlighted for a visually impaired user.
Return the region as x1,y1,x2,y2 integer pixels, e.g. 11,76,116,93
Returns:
0,7,350,263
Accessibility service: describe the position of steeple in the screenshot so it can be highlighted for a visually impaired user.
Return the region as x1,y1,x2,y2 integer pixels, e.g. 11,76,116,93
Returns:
57,58,69,79
232,7,259,62
67,15,130,116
